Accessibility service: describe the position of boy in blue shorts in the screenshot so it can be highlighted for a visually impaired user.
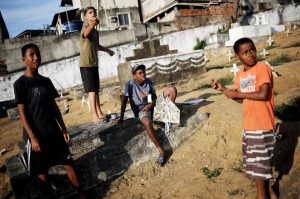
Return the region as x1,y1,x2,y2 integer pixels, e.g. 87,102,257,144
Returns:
212,38,277,199
14,44,84,198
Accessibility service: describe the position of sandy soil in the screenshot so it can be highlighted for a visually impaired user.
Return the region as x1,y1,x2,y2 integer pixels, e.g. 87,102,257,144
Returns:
1,29,300,199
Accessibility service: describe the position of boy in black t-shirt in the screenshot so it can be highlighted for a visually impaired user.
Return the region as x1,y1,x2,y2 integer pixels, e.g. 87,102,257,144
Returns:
14,44,84,198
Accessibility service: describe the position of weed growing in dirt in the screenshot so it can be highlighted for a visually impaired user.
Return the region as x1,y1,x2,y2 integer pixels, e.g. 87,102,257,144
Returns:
193,38,207,50
268,54,292,66
193,83,211,91
219,76,234,86
231,160,244,173
275,96,300,121
202,166,223,180
227,189,240,196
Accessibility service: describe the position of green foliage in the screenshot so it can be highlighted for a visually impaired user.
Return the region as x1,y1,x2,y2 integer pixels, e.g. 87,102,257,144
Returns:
231,160,244,173
218,76,234,86
193,38,207,50
202,166,223,180
227,189,240,196
268,54,292,66
217,28,229,34
275,97,300,121
193,83,211,91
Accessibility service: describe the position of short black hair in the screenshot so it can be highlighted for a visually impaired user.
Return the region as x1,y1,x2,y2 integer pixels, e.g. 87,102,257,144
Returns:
233,37,255,54
84,6,96,16
21,43,39,57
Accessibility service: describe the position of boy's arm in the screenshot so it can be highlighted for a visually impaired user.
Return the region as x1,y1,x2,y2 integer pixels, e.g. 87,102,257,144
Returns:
17,104,41,152
118,96,129,123
211,79,243,103
98,44,115,56
82,17,98,38
52,100,70,143
223,83,270,101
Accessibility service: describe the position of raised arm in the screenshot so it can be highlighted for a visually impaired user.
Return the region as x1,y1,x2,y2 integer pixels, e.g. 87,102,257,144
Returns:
52,100,70,143
17,104,41,152
82,17,98,38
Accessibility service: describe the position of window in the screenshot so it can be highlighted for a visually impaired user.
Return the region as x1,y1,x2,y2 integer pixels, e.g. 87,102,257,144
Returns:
117,12,130,26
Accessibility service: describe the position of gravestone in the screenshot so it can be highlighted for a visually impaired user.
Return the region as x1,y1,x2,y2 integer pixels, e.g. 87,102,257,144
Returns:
285,28,291,36
293,24,297,31
230,63,240,77
117,62,132,93
267,36,273,47
261,48,269,57
6,106,209,198
226,51,233,62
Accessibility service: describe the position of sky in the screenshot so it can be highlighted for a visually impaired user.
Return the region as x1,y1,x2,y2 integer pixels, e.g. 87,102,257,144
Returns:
0,0,71,37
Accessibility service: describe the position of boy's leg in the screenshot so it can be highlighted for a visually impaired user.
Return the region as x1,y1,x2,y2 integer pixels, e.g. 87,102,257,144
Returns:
163,86,177,102
95,92,106,118
38,174,48,182
255,179,266,199
140,115,165,157
64,165,81,188
255,179,278,199
88,92,100,122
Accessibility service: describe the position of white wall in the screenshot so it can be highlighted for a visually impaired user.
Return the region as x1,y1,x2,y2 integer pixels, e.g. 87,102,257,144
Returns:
0,23,223,102
159,23,225,53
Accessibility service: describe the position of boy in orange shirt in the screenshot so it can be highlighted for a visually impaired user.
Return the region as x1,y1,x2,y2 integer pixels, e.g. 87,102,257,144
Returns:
212,38,277,199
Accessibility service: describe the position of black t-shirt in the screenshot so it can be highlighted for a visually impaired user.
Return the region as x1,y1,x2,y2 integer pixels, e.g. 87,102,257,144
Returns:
13,75,61,141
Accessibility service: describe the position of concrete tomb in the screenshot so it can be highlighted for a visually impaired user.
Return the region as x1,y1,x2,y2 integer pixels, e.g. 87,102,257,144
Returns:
6,106,209,198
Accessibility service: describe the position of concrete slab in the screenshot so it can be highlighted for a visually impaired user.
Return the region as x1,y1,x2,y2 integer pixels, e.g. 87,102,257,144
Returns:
5,105,208,198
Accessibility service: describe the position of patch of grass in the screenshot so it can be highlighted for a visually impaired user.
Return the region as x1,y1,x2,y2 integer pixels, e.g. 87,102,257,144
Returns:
231,160,244,173
275,97,300,121
217,28,229,34
282,42,300,48
193,83,211,91
266,45,276,50
218,76,234,86
268,54,292,66
202,166,223,180
227,189,240,196
193,38,207,50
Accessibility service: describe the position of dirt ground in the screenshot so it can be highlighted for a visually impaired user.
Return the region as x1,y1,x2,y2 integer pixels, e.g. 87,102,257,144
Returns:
1,29,300,199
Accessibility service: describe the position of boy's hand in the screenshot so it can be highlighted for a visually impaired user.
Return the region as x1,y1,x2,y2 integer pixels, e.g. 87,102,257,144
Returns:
89,17,99,27
31,137,41,152
62,130,70,143
211,79,226,91
142,103,154,112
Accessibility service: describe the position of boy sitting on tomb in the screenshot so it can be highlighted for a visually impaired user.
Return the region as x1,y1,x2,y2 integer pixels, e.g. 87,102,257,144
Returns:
116,64,177,166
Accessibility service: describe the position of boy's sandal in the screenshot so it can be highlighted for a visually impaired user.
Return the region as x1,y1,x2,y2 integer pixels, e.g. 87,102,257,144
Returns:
156,156,166,167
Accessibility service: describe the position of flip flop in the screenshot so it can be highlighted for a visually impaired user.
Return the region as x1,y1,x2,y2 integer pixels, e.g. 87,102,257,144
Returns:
156,156,165,167
156,151,173,167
